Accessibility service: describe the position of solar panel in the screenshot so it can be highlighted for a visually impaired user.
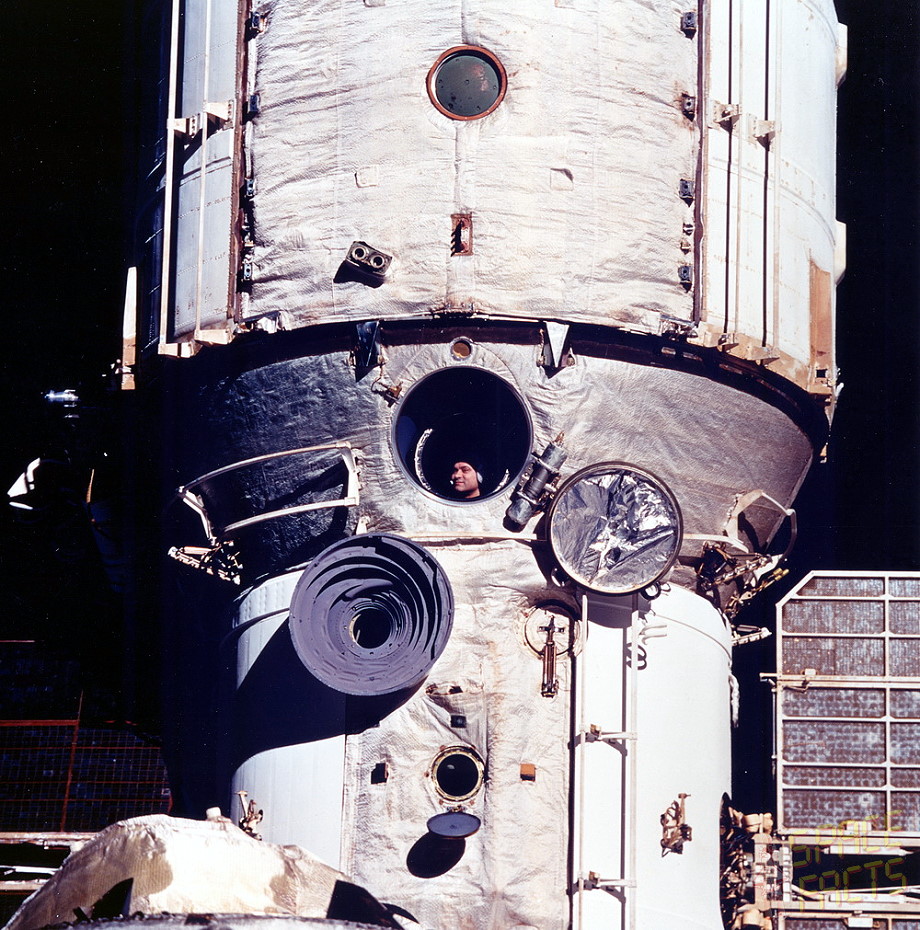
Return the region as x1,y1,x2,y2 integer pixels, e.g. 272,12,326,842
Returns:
775,573,920,843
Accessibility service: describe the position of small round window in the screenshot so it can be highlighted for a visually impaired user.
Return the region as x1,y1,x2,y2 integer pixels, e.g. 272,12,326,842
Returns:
431,747,484,801
394,367,531,502
427,46,507,120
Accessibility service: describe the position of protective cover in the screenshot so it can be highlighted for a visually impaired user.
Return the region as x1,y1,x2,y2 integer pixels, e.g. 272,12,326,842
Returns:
174,338,815,582
288,534,453,695
548,464,682,594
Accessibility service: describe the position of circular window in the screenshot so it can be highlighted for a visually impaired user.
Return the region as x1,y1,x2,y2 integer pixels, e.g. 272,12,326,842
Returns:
393,367,531,502
450,337,473,360
427,46,507,120
431,747,484,801
547,463,683,595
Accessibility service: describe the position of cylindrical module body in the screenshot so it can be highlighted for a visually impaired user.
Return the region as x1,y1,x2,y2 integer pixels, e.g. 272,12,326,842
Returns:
132,0,843,927
574,587,733,929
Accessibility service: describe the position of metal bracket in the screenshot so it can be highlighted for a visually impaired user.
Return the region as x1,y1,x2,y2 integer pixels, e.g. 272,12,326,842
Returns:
157,341,197,358
661,793,693,854
543,321,571,369
168,101,234,138
205,99,235,127
751,118,777,145
169,113,200,138
584,724,637,745
246,11,266,36
715,102,742,128
581,872,637,893
355,321,382,370
236,790,263,840
168,542,242,584
732,625,772,647
660,314,697,338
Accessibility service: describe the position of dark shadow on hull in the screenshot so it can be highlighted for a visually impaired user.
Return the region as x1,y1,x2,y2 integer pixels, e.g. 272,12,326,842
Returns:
406,833,467,878
230,620,416,770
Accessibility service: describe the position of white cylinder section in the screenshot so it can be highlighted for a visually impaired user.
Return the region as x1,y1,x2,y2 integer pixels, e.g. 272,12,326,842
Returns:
242,0,699,333
574,585,732,929
700,0,842,391
228,572,346,867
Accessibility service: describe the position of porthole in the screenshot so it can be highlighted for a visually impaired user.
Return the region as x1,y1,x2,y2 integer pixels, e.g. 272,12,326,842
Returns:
393,367,531,502
450,337,473,360
431,747,484,801
427,46,507,120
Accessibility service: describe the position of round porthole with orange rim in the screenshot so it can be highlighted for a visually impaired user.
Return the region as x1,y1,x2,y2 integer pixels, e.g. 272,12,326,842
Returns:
427,46,507,120
431,746,485,801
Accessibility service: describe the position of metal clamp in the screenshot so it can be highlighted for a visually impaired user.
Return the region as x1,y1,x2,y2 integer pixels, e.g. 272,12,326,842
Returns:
715,102,742,127
581,872,637,893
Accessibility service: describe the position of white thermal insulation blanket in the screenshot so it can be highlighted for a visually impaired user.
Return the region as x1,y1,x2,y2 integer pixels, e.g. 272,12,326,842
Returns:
6,816,364,930
338,543,572,930
243,0,698,333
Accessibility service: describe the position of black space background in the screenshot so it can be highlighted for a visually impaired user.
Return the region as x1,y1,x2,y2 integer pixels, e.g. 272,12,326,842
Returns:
1,3,918,815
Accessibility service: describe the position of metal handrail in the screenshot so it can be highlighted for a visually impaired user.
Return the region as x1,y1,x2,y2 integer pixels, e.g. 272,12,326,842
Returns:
175,442,359,542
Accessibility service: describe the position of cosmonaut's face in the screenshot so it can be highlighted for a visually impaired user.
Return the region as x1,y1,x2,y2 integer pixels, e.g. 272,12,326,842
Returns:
450,462,480,498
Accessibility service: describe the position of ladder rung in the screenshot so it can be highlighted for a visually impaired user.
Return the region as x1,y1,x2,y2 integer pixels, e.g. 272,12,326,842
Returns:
584,727,637,743
582,875,637,890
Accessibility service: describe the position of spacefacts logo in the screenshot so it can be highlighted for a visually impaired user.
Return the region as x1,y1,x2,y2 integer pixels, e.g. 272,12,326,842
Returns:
791,813,908,902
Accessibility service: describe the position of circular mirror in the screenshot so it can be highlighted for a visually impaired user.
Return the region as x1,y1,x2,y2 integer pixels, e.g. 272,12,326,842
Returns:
548,463,682,595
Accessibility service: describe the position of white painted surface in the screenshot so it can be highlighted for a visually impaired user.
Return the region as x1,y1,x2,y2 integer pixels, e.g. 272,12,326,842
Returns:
574,586,733,929
169,0,239,338
701,0,842,382
229,572,347,868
